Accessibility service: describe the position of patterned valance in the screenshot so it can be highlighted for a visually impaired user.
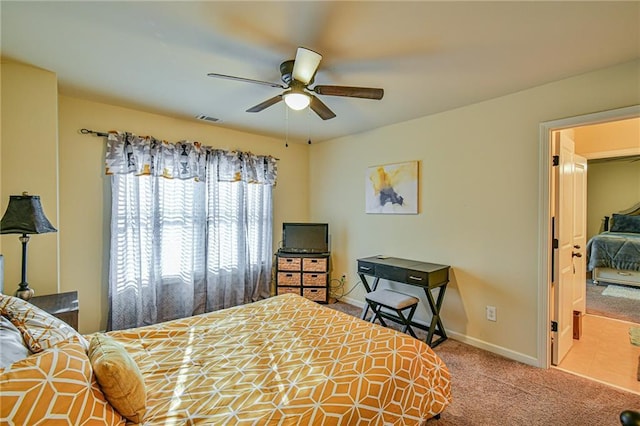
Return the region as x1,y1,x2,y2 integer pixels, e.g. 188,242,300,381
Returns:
105,131,277,185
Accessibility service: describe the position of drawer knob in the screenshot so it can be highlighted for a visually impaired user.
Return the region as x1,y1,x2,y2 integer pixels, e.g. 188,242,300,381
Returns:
409,275,423,281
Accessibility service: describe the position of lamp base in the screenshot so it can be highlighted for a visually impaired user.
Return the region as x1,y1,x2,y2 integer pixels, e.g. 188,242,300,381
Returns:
15,285,35,301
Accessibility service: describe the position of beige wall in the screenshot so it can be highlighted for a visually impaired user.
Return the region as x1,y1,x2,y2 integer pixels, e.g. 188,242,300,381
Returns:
586,160,640,240
309,59,640,363
1,61,59,297
58,96,310,333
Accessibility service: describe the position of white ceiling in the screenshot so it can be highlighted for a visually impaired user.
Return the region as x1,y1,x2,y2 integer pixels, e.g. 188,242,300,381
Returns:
2,1,639,143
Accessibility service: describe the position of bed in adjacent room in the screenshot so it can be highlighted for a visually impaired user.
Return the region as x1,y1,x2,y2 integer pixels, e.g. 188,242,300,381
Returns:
0,293,451,425
587,203,640,288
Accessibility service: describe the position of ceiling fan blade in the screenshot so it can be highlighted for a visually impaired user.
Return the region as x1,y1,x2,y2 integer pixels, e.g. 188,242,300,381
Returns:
292,47,322,85
313,85,384,100
207,72,286,89
310,95,336,120
246,95,283,113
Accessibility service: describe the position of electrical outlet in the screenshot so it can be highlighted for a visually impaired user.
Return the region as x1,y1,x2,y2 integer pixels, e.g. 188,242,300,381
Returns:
486,305,497,322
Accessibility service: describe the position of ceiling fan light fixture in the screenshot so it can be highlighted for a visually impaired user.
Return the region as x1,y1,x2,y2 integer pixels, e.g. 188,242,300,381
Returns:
283,92,310,110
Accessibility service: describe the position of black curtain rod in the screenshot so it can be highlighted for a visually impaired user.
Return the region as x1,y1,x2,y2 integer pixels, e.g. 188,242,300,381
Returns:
80,128,109,137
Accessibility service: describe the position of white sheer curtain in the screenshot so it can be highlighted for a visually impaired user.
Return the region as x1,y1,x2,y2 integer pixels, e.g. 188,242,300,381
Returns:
105,132,277,330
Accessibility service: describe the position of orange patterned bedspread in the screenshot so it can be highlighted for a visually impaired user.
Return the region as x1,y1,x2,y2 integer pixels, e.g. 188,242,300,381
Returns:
106,294,451,425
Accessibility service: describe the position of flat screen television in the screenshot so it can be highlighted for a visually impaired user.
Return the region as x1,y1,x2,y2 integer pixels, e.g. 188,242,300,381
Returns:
281,223,329,254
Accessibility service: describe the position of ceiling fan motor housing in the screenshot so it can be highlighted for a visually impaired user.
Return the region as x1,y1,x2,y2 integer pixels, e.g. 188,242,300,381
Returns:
280,60,314,87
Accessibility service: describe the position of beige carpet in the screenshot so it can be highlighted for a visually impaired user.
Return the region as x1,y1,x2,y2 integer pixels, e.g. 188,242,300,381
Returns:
327,300,639,425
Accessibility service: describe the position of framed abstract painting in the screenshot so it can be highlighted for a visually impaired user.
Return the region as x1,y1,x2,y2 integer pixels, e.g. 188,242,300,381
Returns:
365,160,418,214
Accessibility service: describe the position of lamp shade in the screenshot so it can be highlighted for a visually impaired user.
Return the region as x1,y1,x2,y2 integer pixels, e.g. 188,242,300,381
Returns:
0,195,57,235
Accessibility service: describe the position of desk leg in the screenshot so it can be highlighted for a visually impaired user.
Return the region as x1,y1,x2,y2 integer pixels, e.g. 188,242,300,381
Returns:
359,274,380,320
423,283,448,347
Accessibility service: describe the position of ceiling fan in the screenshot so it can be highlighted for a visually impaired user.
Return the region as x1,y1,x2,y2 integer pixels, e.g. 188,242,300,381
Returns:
207,47,384,120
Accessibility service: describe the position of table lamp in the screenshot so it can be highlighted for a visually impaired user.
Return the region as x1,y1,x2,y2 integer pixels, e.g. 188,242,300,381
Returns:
0,193,57,300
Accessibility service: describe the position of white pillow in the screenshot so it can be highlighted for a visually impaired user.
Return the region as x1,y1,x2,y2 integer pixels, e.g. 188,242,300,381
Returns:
0,315,31,369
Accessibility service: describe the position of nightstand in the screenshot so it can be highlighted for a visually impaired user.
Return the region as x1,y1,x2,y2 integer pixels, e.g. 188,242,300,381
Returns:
29,291,79,331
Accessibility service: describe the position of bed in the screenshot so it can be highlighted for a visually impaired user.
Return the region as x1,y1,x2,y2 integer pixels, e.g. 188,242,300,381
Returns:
587,203,640,288
0,293,451,425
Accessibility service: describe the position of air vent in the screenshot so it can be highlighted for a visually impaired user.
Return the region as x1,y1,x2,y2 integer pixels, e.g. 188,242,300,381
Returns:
195,114,220,123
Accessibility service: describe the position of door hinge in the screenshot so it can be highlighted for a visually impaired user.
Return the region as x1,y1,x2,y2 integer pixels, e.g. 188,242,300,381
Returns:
551,321,558,332
552,155,559,166
552,238,558,249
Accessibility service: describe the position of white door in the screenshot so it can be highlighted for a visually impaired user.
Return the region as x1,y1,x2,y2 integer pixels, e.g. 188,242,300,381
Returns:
572,155,587,315
552,130,580,365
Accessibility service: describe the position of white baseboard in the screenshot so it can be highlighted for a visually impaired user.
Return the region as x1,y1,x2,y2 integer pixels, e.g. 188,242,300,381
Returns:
336,295,365,308
336,295,540,367
446,331,540,367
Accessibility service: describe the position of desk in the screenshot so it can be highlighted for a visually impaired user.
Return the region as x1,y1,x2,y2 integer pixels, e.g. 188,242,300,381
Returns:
357,256,450,347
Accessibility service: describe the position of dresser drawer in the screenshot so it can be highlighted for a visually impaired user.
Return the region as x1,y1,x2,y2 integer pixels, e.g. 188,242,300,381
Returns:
303,287,327,302
277,272,301,285
303,273,327,286
357,261,377,275
302,258,327,272
277,286,302,296
376,264,407,282
406,270,429,287
278,257,302,271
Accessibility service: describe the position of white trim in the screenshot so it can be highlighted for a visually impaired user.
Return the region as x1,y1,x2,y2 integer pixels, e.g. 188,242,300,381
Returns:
447,330,539,367
338,296,538,366
537,122,552,368
337,295,365,309
538,105,640,369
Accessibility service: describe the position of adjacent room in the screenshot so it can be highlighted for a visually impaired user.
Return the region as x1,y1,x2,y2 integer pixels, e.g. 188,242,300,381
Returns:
1,2,639,425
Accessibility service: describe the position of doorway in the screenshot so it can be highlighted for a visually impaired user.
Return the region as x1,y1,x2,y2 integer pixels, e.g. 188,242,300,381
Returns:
538,105,640,381
552,118,640,394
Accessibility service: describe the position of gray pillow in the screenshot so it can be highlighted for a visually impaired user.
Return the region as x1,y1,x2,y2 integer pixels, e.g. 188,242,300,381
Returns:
0,315,31,369
610,214,640,233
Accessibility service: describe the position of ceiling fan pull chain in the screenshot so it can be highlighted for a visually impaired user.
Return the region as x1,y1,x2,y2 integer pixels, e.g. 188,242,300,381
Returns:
307,106,312,145
285,106,289,148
